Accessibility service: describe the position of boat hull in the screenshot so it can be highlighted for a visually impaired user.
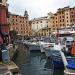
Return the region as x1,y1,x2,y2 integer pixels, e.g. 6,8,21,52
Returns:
28,44,40,51
44,48,64,69
64,68,75,75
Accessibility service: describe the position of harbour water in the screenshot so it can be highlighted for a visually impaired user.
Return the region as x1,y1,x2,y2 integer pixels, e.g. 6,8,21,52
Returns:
13,44,64,75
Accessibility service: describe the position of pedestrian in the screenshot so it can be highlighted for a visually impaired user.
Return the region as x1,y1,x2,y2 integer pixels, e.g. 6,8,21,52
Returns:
71,40,75,56
0,34,3,50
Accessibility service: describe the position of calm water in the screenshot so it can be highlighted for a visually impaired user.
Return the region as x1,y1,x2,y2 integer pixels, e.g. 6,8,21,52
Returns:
13,44,64,75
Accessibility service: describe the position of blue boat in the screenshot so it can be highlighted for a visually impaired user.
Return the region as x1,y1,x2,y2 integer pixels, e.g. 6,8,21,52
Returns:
51,50,64,69
44,47,64,69
66,57,75,69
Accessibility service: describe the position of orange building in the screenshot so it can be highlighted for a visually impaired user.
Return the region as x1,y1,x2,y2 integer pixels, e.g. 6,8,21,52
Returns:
48,6,75,32
9,11,32,37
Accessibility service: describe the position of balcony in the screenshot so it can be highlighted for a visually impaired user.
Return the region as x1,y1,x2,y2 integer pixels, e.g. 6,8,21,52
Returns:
0,0,7,6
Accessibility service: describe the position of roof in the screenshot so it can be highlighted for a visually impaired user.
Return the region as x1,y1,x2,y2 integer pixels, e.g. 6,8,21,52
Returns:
31,16,48,21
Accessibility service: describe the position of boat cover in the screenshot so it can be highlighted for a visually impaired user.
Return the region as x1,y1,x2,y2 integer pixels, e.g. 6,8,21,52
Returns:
66,59,75,69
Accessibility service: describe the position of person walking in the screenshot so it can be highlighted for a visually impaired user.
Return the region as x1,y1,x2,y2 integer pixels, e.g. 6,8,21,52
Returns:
0,34,3,49
71,41,75,56
0,34,3,61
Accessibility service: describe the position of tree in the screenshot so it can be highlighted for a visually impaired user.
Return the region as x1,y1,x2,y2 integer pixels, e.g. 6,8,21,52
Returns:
9,30,18,40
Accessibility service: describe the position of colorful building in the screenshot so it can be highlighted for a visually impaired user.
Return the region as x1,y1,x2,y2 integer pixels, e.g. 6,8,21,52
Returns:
9,11,32,38
48,6,75,33
31,12,53,36
0,0,9,34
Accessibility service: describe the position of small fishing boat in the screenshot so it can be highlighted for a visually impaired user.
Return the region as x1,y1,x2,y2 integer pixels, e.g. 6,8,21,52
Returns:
23,38,41,51
64,41,75,75
43,44,64,69
64,57,75,75
27,42,40,51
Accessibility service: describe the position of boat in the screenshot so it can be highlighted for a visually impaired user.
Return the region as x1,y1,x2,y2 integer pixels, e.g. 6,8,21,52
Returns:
64,41,75,75
23,39,41,51
52,44,75,75
44,44,65,69
39,41,55,52
39,37,56,53
27,42,40,51
49,28,75,73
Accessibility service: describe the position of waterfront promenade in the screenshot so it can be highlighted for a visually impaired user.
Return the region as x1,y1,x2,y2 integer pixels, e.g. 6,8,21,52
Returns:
13,43,64,75
0,44,21,75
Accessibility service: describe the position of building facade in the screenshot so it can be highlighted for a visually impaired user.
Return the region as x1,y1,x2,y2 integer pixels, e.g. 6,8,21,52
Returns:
31,17,48,31
31,12,53,36
37,27,51,36
0,0,9,34
9,11,32,37
48,6,75,33
0,0,7,6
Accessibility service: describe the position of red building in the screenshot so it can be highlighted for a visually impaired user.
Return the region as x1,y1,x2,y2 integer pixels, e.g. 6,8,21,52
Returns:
0,0,9,44
0,5,9,34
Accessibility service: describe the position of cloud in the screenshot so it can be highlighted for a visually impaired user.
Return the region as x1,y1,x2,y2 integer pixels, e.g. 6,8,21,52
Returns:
7,0,75,19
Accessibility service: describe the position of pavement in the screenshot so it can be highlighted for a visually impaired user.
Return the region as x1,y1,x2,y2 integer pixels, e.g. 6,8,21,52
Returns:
0,64,13,75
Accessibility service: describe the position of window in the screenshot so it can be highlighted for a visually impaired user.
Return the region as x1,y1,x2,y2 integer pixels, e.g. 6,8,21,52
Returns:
67,17,68,19
60,20,61,22
67,24,69,26
13,19,14,21
67,20,68,22
40,21,42,23
24,31,25,34
71,20,72,22
16,23,18,25
16,27,18,30
0,0,2,2
72,15,73,18
63,19,64,22
33,23,35,24
60,24,62,26
62,16,64,18
21,31,22,33
71,12,73,14
56,21,57,23
53,28,55,30
66,13,68,15
47,21,48,23
26,21,27,23
60,16,61,18
56,17,57,19
36,22,38,24
63,24,64,26
53,25,54,27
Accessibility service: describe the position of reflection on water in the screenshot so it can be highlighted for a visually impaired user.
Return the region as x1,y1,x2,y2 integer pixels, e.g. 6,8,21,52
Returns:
14,44,64,75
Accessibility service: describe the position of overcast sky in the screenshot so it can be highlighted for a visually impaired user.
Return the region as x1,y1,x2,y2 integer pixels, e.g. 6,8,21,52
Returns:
7,0,75,19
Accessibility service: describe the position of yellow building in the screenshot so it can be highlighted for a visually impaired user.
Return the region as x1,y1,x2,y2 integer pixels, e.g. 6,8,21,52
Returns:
37,27,51,37
48,6,75,33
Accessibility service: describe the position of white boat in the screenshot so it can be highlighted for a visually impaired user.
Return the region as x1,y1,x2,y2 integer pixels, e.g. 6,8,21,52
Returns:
39,41,55,52
64,68,75,75
27,41,40,51
52,44,75,75
39,37,56,53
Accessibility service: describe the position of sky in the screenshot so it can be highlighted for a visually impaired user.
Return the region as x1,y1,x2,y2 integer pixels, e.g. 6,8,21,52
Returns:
7,0,75,20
